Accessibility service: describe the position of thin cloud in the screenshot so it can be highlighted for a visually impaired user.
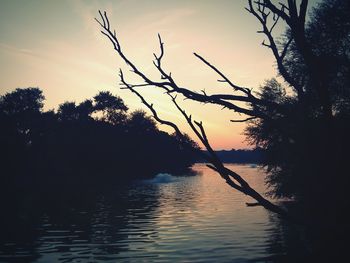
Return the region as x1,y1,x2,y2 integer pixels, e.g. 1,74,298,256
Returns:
0,42,40,58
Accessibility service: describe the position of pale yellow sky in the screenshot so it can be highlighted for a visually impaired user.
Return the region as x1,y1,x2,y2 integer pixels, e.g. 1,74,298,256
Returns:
0,0,320,150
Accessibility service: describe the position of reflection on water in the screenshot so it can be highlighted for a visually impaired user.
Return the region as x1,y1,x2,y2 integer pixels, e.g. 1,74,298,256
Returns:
0,164,307,262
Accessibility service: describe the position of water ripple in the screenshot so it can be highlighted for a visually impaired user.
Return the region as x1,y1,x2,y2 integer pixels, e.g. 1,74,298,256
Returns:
0,164,301,262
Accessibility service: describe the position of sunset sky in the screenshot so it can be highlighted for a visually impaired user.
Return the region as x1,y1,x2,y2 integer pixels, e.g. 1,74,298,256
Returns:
0,0,320,150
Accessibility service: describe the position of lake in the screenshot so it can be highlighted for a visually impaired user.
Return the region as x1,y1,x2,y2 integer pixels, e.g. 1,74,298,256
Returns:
0,164,308,262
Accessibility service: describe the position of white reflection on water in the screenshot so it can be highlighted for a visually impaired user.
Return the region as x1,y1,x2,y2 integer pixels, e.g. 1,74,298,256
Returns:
143,173,179,184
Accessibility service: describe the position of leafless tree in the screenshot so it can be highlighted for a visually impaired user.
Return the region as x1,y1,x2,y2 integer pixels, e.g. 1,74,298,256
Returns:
96,0,317,220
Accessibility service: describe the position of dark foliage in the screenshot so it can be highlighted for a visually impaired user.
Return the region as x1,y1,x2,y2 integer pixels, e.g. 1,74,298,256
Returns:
246,0,350,198
244,3,350,252
245,2,350,241
0,88,199,191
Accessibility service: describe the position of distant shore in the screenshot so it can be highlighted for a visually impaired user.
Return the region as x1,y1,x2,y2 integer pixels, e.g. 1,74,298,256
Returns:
197,148,264,164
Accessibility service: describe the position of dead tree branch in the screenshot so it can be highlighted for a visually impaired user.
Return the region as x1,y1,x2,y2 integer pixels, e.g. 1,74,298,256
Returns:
231,117,257,123
95,10,286,121
96,11,292,219
246,0,304,97
249,0,332,118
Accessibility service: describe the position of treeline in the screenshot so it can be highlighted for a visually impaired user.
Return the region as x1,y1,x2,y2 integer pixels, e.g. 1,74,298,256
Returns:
198,148,264,164
0,88,199,190
214,148,264,164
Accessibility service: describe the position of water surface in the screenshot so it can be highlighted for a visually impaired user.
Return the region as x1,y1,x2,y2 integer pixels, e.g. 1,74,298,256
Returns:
0,164,306,262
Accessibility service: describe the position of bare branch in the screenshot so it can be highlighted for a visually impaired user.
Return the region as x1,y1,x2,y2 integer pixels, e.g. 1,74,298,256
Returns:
280,37,293,60
166,92,288,217
258,0,291,25
231,117,257,123
193,53,252,96
269,13,280,34
119,70,182,136
246,1,303,96
96,10,286,119
97,11,295,219
299,0,308,23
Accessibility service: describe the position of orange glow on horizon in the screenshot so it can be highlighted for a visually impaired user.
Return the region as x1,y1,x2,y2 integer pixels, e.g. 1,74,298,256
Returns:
0,1,320,149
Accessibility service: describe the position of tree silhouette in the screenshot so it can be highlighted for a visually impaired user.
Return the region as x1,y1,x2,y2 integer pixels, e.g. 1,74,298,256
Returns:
93,91,128,124
0,88,199,188
127,110,157,133
58,101,79,121
76,99,94,121
0,87,44,115
96,0,350,220
244,0,350,202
